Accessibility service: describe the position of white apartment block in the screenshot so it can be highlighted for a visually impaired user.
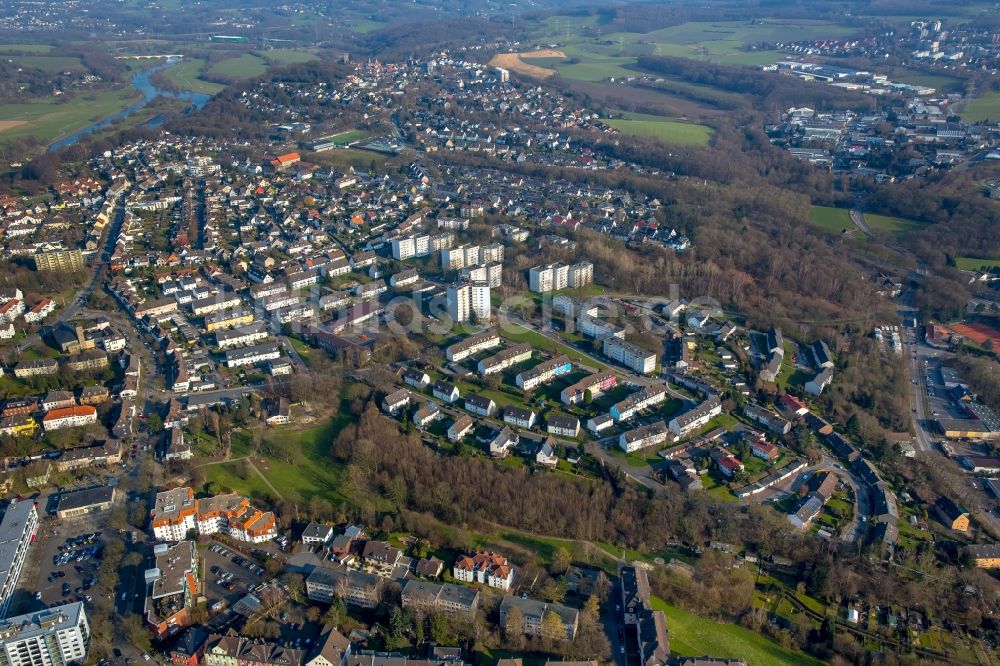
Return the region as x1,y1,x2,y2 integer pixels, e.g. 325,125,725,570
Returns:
460,262,502,288
0,501,38,618
0,603,89,666
480,242,505,264
567,261,594,288
224,343,281,368
603,337,657,374
441,244,481,271
447,282,491,323
391,234,431,260
528,263,568,293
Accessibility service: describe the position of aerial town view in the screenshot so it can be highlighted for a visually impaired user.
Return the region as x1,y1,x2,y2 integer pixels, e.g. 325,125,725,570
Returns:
1,0,1000,665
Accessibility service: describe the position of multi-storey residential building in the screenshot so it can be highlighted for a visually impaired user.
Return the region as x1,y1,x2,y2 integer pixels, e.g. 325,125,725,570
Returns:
567,261,594,288
0,602,89,666
306,565,382,608
459,262,502,288
445,331,501,362
560,372,617,405
440,244,480,271
204,308,254,332
668,395,723,437
478,343,532,375
401,580,479,619
42,406,98,432
516,355,573,391
13,359,58,379
446,281,490,323
190,294,242,317
577,314,624,340
0,500,38,617
620,421,670,453
215,323,270,349
145,541,199,638
33,249,84,273
224,343,280,368
390,234,430,260
603,337,656,374
610,385,667,422
452,551,516,590
499,596,579,640
480,242,504,264
528,263,568,293
149,488,276,543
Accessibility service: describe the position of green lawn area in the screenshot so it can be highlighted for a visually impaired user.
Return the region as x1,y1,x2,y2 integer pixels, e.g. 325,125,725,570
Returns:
863,212,925,237
205,410,355,504
0,87,143,146
606,113,713,147
12,55,84,71
652,597,824,666
896,72,964,93
257,49,319,65
163,58,226,95
0,44,53,54
501,323,608,371
962,92,1000,123
807,206,855,235
207,53,267,79
552,45,639,82
956,256,1000,271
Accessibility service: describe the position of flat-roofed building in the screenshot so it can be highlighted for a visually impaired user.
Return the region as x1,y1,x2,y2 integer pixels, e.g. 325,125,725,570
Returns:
0,602,89,666
0,500,39,617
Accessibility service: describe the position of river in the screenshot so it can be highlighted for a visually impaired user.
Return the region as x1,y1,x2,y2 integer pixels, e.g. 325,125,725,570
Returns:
48,58,213,152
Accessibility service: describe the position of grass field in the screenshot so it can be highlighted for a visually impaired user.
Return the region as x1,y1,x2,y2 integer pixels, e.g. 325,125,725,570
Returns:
962,92,1000,123
257,49,319,65
11,55,84,72
204,411,353,503
0,44,52,54
501,323,609,371
606,112,713,146
956,256,1000,271
207,53,267,79
896,72,964,93
550,46,638,82
163,58,226,95
863,212,926,236
807,206,854,235
651,597,824,666
0,87,143,145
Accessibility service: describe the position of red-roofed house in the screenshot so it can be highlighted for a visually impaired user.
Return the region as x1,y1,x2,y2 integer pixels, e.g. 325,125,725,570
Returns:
751,439,779,461
268,152,301,172
779,393,809,416
453,551,516,590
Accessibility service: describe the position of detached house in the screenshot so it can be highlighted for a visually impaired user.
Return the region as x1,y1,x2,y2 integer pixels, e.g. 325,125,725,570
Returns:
465,393,496,417
503,406,535,429
403,369,430,390
448,415,474,442
432,380,460,404
381,389,411,416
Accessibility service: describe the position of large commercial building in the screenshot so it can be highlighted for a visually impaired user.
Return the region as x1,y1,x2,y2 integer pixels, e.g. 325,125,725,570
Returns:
446,281,491,323
0,500,38,618
150,487,276,543
0,602,89,666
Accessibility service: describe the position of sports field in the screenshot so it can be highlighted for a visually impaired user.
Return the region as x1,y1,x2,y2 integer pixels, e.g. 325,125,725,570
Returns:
651,597,824,666
606,112,713,146
949,322,1000,350
962,92,1000,123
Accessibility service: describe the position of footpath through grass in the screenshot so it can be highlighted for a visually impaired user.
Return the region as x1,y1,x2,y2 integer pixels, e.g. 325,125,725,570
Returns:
651,597,824,666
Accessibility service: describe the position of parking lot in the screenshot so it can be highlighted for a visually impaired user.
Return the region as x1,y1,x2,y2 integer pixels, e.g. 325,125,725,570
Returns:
203,541,267,610
10,514,106,617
